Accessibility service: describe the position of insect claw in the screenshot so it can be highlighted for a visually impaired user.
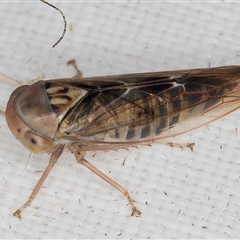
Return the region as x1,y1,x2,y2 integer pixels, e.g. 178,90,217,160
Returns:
13,210,22,219
13,211,20,218
187,143,195,152
125,191,141,217
131,208,141,217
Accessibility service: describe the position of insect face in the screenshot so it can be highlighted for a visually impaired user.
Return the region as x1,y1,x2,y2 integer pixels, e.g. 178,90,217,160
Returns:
5,81,57,154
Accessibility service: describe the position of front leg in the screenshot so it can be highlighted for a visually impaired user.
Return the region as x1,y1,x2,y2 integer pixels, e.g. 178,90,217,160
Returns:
13,144,65,218
0,71,44,87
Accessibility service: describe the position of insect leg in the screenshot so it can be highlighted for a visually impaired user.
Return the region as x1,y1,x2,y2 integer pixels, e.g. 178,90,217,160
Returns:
67,59,83,79
73,149,141,217
166,142,195,151
13,144,65,218
0,71,44,86
0,110,5,116
154,139,195,152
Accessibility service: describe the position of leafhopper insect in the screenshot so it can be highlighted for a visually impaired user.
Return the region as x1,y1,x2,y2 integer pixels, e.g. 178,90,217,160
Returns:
4,62,240,218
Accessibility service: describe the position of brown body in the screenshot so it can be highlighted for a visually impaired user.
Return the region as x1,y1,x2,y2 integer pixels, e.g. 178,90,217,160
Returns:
6,66,240,154
5,65,240,218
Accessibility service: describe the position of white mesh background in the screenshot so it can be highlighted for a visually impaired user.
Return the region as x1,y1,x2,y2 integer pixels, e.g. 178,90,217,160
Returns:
0,1,240,239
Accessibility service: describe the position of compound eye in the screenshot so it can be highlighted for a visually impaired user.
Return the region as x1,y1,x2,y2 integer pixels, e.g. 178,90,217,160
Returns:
21,130,54,154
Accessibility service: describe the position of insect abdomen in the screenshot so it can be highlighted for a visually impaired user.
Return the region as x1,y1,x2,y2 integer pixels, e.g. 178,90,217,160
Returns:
59,70,240,143
108,76,238,141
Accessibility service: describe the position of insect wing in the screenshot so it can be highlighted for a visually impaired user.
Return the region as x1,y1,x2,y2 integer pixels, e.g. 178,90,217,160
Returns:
53,66,240,146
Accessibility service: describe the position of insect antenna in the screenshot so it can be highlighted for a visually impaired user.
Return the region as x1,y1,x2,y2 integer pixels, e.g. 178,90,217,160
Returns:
40,0,67,48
